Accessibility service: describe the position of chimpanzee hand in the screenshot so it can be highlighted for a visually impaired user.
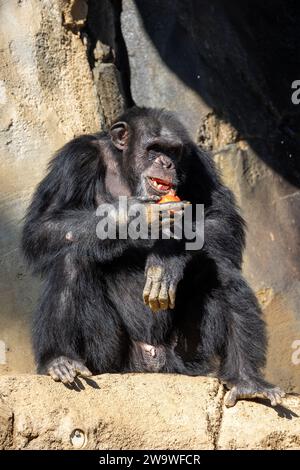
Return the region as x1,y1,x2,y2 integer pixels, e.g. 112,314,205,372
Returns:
128,197,187,237
47,356,92,384
143,253,186,312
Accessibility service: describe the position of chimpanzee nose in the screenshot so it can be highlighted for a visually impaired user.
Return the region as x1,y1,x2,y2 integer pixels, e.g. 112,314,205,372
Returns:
155,155,175,170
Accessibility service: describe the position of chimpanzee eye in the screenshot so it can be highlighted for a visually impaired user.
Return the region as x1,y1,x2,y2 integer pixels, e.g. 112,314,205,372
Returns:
148,150,158,161
148,144,163,153
148,143,182,159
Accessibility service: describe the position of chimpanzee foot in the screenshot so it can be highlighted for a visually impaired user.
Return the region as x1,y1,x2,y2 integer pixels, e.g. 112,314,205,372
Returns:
47,356,92,384
225,381,285,408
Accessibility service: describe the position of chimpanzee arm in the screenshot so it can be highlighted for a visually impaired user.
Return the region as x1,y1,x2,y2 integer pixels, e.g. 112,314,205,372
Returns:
22,135,153,274
185,143,245,269
203,188,245,269
23,207,133,272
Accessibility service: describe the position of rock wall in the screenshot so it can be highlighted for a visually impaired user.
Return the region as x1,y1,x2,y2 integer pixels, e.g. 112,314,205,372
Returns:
0,375,299,450
0,0,299,394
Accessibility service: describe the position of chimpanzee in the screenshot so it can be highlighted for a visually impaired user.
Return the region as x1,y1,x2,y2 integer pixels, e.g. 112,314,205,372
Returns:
22,107,284,407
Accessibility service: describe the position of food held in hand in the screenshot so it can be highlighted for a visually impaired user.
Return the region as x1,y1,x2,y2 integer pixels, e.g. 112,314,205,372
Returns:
158,189,181,204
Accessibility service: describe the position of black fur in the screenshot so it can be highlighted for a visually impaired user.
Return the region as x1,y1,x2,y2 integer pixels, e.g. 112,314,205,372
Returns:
22,107,273,395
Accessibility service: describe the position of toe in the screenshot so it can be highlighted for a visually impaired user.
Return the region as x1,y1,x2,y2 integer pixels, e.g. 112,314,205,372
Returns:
48,366,60,382
273,391,283,406
273,387,286,398
74,361,92,377
263,387,285,407
269,394,277,407
264,390,279,407
225,388,238,407
274,393,283,405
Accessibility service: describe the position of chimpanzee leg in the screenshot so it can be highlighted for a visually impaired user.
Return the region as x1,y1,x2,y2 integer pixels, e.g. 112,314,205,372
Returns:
33,253,127,383
215,268,285,407
177,264,285,406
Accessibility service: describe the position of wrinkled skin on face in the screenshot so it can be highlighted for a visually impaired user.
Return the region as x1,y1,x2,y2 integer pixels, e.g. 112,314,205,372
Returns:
109,115,189,249
110,110,189,200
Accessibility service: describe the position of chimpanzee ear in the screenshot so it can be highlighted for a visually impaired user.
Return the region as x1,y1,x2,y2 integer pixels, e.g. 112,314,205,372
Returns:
110,121,129,150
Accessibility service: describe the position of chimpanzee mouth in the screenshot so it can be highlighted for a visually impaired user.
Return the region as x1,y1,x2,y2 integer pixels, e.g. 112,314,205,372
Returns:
147,177,174,194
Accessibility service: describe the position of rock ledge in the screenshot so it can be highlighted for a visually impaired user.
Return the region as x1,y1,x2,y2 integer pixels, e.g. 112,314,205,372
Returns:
0,374,299,450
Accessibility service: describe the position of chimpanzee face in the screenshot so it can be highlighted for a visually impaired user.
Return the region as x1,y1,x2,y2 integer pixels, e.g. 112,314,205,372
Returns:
110,118,185,197
141,142,182,196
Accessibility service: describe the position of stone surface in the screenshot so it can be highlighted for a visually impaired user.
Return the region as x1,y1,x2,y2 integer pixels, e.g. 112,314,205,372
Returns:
93,63,125,127
86,0,130,118
0,400,13,450
121,0,210,138
0,375,223,450
218,394,300,450
0,374,299,450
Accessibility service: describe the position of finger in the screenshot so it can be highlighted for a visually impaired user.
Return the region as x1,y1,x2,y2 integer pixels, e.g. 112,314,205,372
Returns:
143,275,152,305
52,365,68,383
149,266,163,281
160,214,184,234
58,365,75,384
149,281,161,311
138,195,160,202
77,366,92,378
160,212,183,223
159,208,184,220
158,282,169,310
48,366,60,382
73,361,92,377
224,388,238,407
160,224,174,239
158,201,186,211
63,361,77,378
160,219,175,231
168,284,177,309
160,213,183,229
146,205,161,225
